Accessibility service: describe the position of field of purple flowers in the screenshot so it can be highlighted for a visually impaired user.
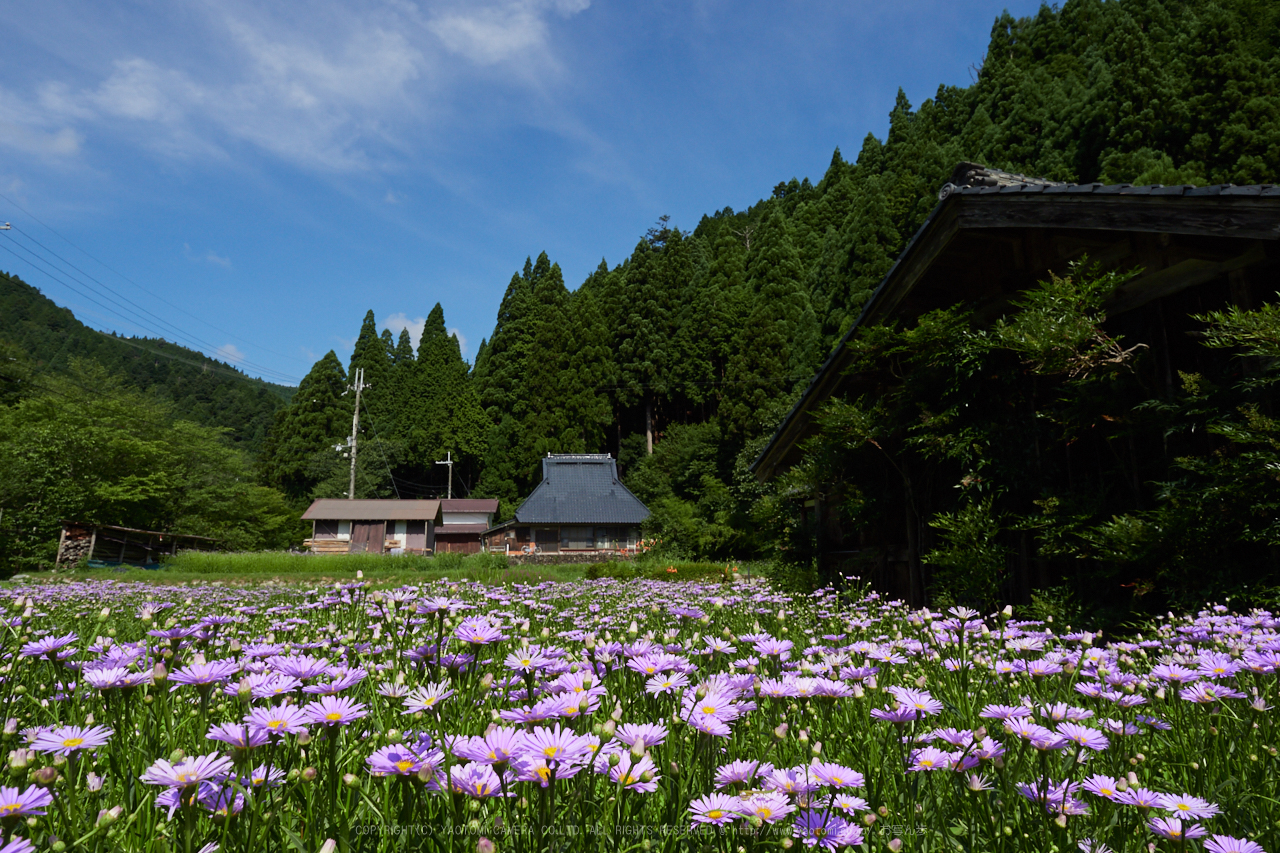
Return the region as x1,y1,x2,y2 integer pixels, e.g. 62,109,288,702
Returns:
0,576,1273,853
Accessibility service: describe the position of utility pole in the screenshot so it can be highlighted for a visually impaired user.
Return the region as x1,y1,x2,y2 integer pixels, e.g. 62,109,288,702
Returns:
435,451,453,500
347,367,368,500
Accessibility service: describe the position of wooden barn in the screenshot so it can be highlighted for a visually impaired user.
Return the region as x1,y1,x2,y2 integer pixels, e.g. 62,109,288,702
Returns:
751,163,1280,605
482,454,649,555
301,499,443,554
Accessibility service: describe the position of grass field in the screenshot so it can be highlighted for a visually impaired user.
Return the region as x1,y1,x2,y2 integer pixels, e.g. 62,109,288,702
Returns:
26,551,750,586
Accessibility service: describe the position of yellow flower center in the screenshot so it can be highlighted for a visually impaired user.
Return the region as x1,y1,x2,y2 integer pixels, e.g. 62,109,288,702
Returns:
758,807,772,819
0,804,21,815
325,712,342,721
62,737,84,748
395,760,414,772
702,705,717,714
707,810,723,820
543,746,559,758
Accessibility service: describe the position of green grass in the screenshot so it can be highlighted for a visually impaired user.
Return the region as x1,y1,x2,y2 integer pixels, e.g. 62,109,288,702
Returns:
53,550,588,586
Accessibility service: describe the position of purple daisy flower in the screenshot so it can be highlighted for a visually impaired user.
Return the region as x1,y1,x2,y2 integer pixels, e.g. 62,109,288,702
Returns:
1160,793,1221,820
403,682,455,714
31,724,113,757
449,762,505,797
1057,723,1108,752
1147,817,1207,841
1081,774,1120,800
689,792,745,827
244,703,310,736
206,723,270,750
608,753,659,793
744,792,795,823
810,761,864,788
304,695,368,727
19,633,78,659
1204,836,1267,853
793,809,863,849
614,722,668,750
169,660,240,689
0,785,54,817
366,746,426,777
455,617,506,646
887,686,944,716
714,759,767,789
0,838,35,853
1116,787,1166,809
141,753,234,789
453,727,525,766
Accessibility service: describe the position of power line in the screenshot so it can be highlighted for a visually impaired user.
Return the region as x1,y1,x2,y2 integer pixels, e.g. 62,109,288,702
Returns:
0,232,301,385
0,190,314,369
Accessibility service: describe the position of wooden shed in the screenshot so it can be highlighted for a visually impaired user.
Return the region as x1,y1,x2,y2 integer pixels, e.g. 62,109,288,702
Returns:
55,521,218,569
435,499,499,554
301,499,442,555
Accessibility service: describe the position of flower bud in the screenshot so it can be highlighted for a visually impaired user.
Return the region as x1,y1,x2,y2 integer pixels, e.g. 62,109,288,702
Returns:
318,840,337,853
343,773,360,789
301,767,317,783
477,838,495,853
32,766,59,788
153,662,168,684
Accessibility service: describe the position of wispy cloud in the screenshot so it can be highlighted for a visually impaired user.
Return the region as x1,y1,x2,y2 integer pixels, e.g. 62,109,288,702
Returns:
0,86,82,160
5,0,593,173
184,243,232,267
216,342,245,363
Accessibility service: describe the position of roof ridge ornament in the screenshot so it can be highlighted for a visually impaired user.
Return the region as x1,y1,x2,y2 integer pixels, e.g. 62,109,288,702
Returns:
938,161,1068,201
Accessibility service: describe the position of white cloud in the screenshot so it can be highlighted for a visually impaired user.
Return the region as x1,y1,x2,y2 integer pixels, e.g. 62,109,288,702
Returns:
448,326,468,357
0,86,82,159
383,312,426,349
216,343,245,363
184,243,232,267
384,189,405,204
7,0,593,173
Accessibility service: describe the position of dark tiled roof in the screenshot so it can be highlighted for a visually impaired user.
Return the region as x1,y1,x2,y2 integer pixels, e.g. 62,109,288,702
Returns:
938,162,1279,200
513,454,650,525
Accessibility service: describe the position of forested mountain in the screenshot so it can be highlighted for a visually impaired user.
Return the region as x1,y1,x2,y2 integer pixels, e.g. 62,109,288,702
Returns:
258,0,1278,561
0,270,293,451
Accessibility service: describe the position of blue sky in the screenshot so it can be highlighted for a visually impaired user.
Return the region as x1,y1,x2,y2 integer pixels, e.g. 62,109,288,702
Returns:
0,0,1043,386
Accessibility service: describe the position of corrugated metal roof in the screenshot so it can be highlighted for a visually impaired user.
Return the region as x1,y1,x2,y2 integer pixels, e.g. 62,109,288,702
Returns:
512,455,650,525
440,499,500,513
301,499,442,521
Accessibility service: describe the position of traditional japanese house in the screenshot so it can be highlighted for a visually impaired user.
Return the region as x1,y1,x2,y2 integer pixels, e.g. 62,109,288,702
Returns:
435,499,500,554
301,499,443,554
482,454,650,554
751,163,1280,604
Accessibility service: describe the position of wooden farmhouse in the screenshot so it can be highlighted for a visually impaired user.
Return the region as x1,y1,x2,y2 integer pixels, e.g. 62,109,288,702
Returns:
435,499,500,554
301,499,443,554
751,162,1280,605
482,454,650,554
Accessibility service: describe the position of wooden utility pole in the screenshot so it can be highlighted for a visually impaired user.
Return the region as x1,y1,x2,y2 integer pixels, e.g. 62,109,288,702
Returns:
347,368,368,500
435,451,454,500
